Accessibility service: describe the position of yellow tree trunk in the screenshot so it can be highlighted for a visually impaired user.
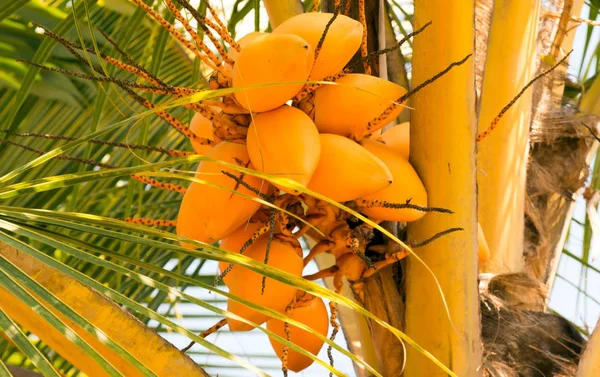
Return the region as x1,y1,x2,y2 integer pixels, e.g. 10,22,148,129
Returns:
404,0,482,376
477,0,540,274
0,243,208,377
576,318,600,376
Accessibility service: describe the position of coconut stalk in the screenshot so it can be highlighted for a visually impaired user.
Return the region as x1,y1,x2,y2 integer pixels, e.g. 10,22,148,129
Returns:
0,242,209,377
314,248,379,377
576,318,600,376
262,0,304,28
404,0,482,375
477,0,541,273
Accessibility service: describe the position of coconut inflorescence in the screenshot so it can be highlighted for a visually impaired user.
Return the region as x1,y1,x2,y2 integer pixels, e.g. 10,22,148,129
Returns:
89,6,465,375
168,10,439,374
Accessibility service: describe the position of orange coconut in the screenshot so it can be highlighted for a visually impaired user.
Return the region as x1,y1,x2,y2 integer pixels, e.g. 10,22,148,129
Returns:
176,142,268,246
226,234,303,331
478,222,490,266
247,105,320,193
267,293,329,372
228,32,266,63
232,34,314,112
381,122,410,159
218,221,265,286
313,74,407,138
189,110,218,155
273,12,363,80
307,134,392,202
357,139,427,222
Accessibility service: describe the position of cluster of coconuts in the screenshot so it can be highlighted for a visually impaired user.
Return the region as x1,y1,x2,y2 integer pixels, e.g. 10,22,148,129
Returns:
174,11,441,373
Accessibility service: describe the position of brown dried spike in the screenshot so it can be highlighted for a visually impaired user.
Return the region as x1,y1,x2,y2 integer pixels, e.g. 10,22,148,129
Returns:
348,21,432,73
358,0,371,74
124,218,177,227
16,59,148,89
130,174,187,194
187,103,241,140
281,296,297,377
214,221,272,285
294,21,430,102
120,85,214,145
130,0,227,76
31,22,217,146
0,138,117,169
33,22,166,88
344,0,352,15
175,0,241,54
180,318,227,352
261,207,278,294
165,0,234,66
99,54,165,87
293,71,347,103
326,275,343,377
205,2,240,51
476,51,572,143
0,130,195,157
19,59,200,98
96,26,167,87
358,199,454,214
362,53,472,139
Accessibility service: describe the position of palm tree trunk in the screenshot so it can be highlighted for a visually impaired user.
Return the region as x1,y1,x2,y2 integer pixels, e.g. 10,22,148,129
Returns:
576,318,600,376
477,0,541,274
404,0,482,376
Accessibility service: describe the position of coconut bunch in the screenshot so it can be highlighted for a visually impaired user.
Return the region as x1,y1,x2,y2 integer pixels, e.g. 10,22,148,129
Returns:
172,11,442,373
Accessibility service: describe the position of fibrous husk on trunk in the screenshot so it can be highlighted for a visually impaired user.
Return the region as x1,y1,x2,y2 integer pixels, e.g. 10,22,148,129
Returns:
480,273,584,377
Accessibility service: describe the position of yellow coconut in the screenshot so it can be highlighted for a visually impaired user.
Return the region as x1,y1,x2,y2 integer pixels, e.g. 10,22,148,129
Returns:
357,139,427,222
232,34,314,112
176,142,268,246
218,221,265,286
267,293,329,372
381,122,410,159
189,110,217,155
313,73,407,138
228,32,267,63
307,134,392,202
273,12,363,80
226,234,303,331
247,105,320,193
